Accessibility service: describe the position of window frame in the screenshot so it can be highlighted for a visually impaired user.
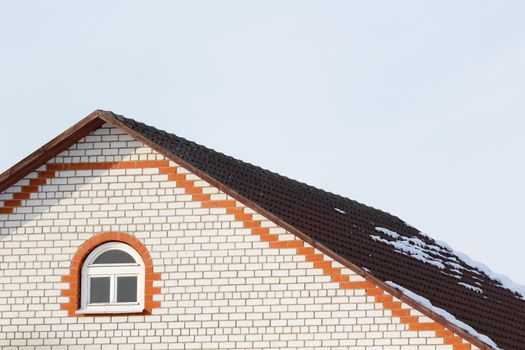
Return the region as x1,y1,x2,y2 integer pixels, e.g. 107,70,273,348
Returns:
77,242,145,314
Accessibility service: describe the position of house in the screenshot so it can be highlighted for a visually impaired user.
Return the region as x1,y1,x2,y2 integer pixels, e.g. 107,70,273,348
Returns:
0,110,523,350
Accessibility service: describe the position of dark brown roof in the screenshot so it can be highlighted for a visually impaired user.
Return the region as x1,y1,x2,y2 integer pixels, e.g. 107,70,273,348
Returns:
109,112,525,350
1,110,524,349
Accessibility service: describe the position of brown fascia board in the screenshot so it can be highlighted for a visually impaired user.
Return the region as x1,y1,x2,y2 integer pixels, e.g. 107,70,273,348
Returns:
0,110,495,349
0,110,107,193
101,111,495,350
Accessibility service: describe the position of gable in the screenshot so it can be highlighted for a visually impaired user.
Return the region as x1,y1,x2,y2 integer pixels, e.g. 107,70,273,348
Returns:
0,122,491,349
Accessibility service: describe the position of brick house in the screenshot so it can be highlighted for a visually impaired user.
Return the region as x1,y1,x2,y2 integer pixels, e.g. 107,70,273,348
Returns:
0,110,523,349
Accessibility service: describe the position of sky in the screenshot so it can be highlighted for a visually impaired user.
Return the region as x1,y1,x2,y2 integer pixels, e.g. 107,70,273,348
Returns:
1,1,524,285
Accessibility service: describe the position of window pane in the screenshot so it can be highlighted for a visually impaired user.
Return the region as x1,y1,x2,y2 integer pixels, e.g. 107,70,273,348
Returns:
92,250,136,264
117,276,138,303
89,277,110,303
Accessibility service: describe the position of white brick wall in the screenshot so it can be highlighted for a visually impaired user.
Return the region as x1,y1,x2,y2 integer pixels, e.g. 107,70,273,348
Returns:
0,124,478,349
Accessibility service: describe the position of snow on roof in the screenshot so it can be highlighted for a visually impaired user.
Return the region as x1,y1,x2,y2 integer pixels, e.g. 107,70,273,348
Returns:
458,282,483,294
334,207,347,214
372,227,447,270
386,281,499,349
372,227,525,301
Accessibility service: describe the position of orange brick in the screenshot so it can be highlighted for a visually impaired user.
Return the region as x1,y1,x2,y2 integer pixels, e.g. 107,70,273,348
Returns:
21,185,38,193
436,330,454,338
61,275,78,283
38,171,55,178
445,336,463,345
68,296,79,304
243,221,261,228
400,316,419,324
176,180,194,188
340,282,360,289
13,193,30,200
269,241,288,248
61,289,77,297
146,273,162,281
185,187,202,195
29,178,47,186
201,201,219,208
145,287,161,295
305,254,323,262
383,302,402,310
410,323,443,331
375,295,394,303
235,213,253,221
366,288,384,296
357,281,376,289
314,261,332,269
331,275,349,282
323,268,341,276
259,234,279,242
168,173,186,181
192,194,211,202
286,240,304,248
145,301,161,309
60,303,77,311
47,164,64,171
297,247,314,255
3,200,21,207
159,167,178,174
226,207,244,215
392,309,410,317
252,228,269,235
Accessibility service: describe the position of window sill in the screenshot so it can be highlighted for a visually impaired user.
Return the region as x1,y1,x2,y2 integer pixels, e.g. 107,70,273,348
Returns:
76,306,144,315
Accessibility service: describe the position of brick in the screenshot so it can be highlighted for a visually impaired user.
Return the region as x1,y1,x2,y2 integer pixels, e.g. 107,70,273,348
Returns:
0,124,478,349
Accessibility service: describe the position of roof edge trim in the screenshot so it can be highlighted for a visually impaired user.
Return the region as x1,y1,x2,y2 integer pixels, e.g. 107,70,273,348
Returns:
0,110,107,193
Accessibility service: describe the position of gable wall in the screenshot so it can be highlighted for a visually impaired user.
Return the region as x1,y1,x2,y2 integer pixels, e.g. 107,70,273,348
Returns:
0,124,481,349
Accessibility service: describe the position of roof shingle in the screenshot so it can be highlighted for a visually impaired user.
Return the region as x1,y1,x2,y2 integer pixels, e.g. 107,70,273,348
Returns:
111,112,525,350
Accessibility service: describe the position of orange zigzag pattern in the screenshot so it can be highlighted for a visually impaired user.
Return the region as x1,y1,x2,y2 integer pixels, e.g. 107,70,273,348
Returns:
1,161,474,349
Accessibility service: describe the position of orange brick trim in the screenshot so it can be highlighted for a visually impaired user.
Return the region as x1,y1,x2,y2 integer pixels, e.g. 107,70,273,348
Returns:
60,231,161,317
163,165,479,350
0,170,56,214
4,160,483,347
48,160,169,171
0,161,168,214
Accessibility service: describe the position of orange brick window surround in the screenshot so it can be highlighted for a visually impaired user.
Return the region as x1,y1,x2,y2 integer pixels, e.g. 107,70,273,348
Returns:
61,232,161,317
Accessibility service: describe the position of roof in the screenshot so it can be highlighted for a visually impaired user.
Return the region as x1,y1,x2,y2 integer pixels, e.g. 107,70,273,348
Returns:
1,110,524,349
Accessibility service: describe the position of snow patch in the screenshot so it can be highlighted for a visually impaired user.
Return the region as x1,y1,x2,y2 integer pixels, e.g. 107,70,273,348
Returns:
386,281,499,349
458,282,483,294
453,250,525,301
372,227,525,301
375,227,400,239
334,208,346,214
372,228,446,270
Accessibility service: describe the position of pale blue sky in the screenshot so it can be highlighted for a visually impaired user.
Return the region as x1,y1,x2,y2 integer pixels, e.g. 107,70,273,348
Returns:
1,1,524,284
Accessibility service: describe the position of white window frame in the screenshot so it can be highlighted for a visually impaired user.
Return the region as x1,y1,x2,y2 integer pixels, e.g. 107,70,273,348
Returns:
77,242,145,314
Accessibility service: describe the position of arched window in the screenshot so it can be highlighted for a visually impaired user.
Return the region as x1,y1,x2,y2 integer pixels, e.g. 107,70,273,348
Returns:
78,242,145,314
